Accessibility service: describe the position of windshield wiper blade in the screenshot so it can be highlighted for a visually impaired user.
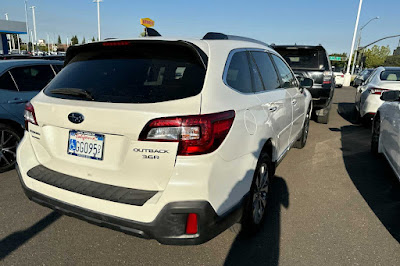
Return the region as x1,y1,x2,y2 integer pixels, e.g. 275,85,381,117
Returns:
50,88,94,101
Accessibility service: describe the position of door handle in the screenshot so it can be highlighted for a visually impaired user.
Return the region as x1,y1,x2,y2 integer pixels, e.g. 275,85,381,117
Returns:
292,99,297,105
268,106,278,112
7,98,28,104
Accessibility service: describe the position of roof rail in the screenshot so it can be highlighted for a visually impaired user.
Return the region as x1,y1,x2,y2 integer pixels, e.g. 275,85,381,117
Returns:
202,32,269,47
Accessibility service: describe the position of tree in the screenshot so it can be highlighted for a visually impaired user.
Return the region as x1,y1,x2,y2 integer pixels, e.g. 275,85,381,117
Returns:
92,36,96,42
57,35,62,44
82,37,86,44
71,35,79,45
364,45,391,68
384,55,400,67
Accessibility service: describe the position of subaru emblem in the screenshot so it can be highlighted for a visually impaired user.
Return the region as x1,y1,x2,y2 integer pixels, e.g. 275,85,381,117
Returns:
68,113,84,124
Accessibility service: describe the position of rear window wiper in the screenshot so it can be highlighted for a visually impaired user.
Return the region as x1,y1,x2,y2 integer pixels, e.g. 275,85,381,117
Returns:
49,88,95,101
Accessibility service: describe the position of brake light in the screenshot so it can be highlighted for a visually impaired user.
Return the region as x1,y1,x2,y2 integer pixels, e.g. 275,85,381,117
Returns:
139,110,235,156
24,102,38,130
186,213,198,234
102,41,130,47
370,88,388,95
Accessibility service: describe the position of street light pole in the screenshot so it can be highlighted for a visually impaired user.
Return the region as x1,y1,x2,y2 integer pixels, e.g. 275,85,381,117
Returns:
30,6,37,54
93,0,103,41
24,0,30,52
343,0,363,87
351,16,379,74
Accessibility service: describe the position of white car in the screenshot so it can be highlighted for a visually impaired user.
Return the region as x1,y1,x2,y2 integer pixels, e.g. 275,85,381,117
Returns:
371,90,400,181
17,33,312,245
334,72,344,87
355,67,400,124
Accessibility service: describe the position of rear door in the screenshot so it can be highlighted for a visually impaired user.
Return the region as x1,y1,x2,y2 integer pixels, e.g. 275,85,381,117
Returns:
249,50,293,158
30,41,207,191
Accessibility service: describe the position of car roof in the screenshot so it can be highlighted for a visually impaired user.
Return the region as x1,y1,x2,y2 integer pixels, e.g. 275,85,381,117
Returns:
0,59,63,74
76,37,273,55
382,66,400,71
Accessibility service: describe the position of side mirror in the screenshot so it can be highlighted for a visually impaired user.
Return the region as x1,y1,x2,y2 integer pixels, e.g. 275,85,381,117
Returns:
300,77,313,90
380,90,400,102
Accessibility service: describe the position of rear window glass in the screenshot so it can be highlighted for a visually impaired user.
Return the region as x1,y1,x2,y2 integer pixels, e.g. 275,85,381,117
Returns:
274,48,329,70
44,42,206,103
380,70,400,81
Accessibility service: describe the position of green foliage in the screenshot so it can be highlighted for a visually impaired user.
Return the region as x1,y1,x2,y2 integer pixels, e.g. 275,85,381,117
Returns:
57,35,62,44
384,55,400,66
92,36,96,42
71,35,79,45
82,37,86,44
139,31,146,37
364,45,391,68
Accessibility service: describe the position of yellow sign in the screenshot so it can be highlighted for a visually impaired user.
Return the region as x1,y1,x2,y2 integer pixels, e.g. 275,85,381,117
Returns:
140,18,155,28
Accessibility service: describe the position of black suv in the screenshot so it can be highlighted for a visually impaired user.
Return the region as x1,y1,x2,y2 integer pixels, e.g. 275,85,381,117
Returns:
271,45,335,124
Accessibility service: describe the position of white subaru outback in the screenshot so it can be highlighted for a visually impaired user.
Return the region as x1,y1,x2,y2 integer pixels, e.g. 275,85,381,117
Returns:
17,33,312,245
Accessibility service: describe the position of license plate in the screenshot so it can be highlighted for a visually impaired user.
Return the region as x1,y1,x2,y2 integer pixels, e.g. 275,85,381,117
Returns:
68,130,104,160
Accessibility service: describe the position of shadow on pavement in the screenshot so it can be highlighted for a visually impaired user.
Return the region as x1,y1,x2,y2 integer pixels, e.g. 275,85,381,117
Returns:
0,211,61,260
336,102,358,124
224,176,289,266
339,122,400,243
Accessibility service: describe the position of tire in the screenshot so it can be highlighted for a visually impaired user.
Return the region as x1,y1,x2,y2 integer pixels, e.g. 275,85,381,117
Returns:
371,114,380,155
294,105,311,149
0,123,22,173
240,153,273,236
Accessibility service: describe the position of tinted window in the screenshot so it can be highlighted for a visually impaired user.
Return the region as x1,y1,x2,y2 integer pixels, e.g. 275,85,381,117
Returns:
45,43,206,103
274,47,329,70
380,70,400,81
10,65,55,91
52,64,63,73
271,54,297,88
0,72,17,91
251,52,280,90
226,51,253,93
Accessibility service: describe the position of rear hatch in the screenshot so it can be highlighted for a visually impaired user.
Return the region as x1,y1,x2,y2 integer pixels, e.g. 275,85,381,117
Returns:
272,46,332,88
28,40,207,191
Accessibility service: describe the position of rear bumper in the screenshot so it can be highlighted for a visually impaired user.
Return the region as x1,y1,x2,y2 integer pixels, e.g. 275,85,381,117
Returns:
360,94,384,118
308,85,334,109
17,164,243,245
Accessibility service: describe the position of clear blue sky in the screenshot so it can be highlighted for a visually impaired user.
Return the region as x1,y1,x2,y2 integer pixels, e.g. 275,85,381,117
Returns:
1,0,399,54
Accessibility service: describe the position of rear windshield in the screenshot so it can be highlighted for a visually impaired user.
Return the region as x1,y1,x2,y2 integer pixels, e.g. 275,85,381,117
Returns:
273,48,329,71
380,70,400,81
44,42,206,103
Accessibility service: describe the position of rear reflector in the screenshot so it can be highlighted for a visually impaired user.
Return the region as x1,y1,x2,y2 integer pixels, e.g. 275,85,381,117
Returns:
186,213,198,234
139,110,235,156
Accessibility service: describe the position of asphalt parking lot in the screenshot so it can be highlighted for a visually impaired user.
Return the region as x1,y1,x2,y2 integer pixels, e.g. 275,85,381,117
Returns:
0,86,399,265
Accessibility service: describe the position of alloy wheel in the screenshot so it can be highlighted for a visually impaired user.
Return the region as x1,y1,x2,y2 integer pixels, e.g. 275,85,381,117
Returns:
252,163,269,225
0,129,19,170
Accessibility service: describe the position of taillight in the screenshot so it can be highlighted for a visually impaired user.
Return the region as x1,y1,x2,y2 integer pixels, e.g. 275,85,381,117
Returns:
24,102,38,130
370,88,388,95
323,71,332,84
139,110,235,156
